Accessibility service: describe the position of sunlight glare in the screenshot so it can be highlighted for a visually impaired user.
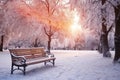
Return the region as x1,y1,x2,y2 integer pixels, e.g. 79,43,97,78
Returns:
71,9,82,35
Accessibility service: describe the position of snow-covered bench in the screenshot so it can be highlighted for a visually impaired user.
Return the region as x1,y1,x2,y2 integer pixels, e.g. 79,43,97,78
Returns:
9,48,56,75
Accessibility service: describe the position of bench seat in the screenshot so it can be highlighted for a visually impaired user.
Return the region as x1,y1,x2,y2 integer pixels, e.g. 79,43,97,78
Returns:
26,57,56,65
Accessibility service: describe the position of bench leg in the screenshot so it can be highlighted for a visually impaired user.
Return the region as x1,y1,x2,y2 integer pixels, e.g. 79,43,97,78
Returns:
18,66,20,69
44,62,46,66
53,59,55,66
11,64,14,74
23,66,26,75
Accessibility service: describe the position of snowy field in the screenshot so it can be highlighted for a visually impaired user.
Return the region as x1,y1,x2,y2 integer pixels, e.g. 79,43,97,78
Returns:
0,50,120,80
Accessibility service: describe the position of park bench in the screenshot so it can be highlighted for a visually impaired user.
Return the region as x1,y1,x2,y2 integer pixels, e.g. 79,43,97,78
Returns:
9,47,56,75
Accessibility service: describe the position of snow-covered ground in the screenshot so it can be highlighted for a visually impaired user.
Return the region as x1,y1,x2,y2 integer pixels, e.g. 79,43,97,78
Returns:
0,50,120,80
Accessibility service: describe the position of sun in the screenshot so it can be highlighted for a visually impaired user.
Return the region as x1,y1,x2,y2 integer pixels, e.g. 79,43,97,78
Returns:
71,9,82,35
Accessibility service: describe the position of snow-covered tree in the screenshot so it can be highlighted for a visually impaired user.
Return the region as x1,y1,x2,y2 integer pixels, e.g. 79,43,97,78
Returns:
0,0,9,51
22,0,72,52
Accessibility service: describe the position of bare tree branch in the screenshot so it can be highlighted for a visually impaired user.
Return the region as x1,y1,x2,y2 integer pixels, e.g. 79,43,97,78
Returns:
107,24,113,34
44,0,50,14
51,0,60,15
44,27,49,36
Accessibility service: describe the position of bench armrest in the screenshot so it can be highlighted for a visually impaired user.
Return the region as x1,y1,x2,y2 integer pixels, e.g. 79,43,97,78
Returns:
48,53,54,57
45,51,55,58
10,53,26,65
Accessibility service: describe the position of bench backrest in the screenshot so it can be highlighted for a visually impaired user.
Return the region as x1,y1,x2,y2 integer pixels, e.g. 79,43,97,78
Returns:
9,48,46,59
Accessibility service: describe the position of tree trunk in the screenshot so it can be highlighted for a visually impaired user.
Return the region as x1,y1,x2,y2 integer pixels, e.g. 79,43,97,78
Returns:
101,33,110,57
100,0,111,57
100,13,110,57
48,36,51,53
44,25,53,53
101,23,111,57
114,6,120,62
34,38,39,47
0,35,4,52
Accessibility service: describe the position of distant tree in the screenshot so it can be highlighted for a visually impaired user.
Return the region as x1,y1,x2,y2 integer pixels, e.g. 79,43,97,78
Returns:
0,35,4,51
0,0,9,51
33,38,39,47
0,9,4,51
